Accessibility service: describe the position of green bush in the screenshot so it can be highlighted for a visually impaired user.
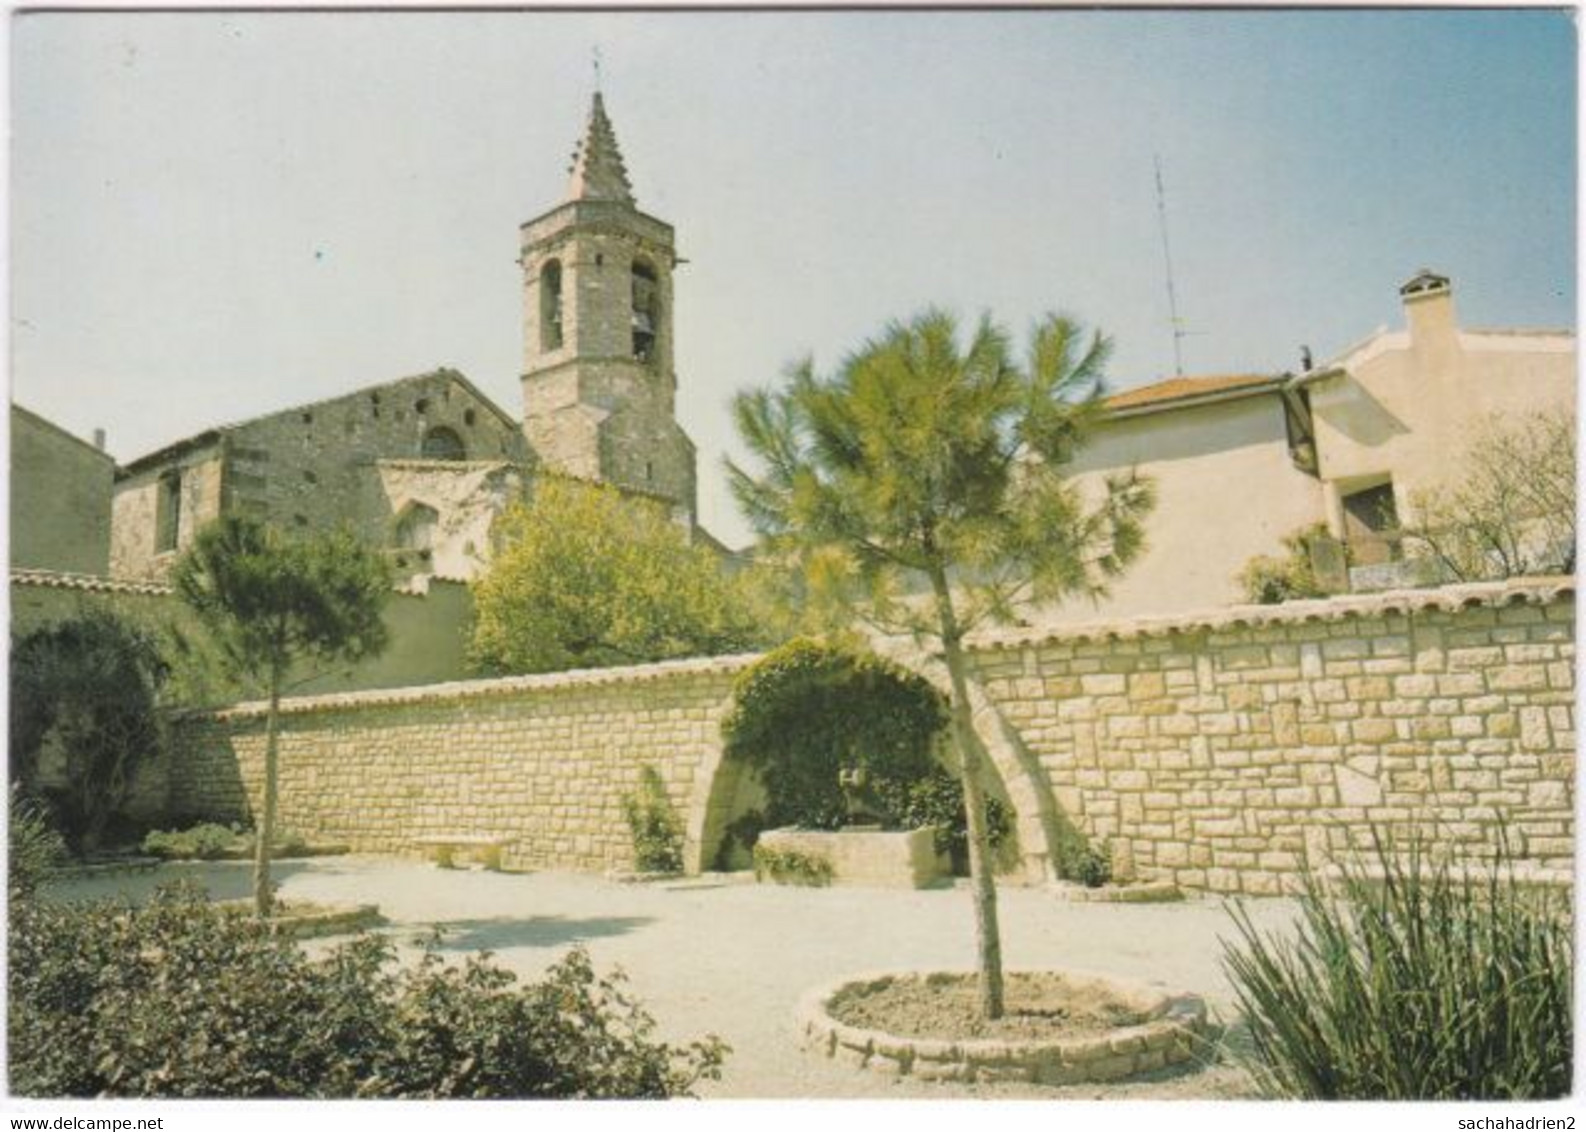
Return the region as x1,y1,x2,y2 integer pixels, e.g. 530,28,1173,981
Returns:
622,765,684,874
1073,843,1112,888
870,765,1011,873
10,613,169,853
721,638,948,831
751,844,833,887
1236,523,1337,604
1222,830,1571,1099
9,788,66,901
142,822,242,860
9,883,726,1098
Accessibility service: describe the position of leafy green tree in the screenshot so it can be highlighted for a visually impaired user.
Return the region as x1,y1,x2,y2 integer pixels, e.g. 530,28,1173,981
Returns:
469,477,769,675
1237,523,1338,604
1401,410,1576,581
10,612,169,853
727,309,1153,1017
173,516,391,916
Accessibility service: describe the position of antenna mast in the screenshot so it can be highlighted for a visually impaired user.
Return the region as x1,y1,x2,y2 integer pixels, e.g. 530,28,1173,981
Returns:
1154,154,1187,378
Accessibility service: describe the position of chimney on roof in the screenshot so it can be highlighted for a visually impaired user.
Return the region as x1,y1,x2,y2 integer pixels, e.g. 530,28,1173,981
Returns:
1399,269,1457,357
92,428,106,451
1300,345,1313,372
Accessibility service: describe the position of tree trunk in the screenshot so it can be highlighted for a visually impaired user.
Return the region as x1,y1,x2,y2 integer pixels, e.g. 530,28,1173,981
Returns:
253,674,281,918
930,568,1004,1020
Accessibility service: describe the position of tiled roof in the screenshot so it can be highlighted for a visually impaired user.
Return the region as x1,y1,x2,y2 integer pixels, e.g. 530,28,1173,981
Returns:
11,569,173,596
1105,373,1282,412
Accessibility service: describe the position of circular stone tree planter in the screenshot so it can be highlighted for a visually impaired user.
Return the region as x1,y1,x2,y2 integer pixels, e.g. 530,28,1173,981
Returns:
796,969,1212,1085
216,899,382,940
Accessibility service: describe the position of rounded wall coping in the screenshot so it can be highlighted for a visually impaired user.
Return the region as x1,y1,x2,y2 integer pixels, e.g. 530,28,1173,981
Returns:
171,575,1575,722
968,576,1575,653
11,568,174,597
180,651,764,722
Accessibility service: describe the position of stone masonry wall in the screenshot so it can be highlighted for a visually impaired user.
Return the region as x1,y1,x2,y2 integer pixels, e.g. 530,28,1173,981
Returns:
970,580,1575,893
163,580,1574,892
167,657,750,873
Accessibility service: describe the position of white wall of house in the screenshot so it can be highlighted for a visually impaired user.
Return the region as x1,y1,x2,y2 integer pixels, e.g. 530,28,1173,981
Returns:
1307,283,1576,537
1050,393,1323,623
1037,274,1575,624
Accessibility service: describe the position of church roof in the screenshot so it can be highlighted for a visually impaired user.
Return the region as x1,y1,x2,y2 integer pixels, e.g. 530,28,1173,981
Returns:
566,92,635,205
118,368,520,476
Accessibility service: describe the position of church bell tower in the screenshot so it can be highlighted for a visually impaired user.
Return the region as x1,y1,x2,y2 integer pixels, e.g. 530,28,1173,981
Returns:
519,93,697,521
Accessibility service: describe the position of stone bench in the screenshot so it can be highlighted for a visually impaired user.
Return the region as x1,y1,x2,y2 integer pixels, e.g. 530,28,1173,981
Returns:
411,834,513,871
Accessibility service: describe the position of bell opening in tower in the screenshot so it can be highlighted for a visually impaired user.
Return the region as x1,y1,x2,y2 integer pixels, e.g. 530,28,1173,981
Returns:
631,260,658,363
540,259,564,352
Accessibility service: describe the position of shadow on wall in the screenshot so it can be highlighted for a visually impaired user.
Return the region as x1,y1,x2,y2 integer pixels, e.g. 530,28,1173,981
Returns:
425,914,656,952
165,727,253,831
1318,379,1411,449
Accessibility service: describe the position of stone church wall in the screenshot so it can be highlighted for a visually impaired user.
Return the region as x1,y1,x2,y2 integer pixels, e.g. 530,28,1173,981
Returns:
161,580,1573,892
109,371,532,580
110,450,225,581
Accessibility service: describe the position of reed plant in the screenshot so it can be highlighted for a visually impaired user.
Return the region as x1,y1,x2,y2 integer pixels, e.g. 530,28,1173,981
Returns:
1222,828,1572,1099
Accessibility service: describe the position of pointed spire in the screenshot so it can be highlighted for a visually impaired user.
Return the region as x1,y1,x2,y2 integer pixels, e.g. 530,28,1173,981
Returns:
566,92,634,205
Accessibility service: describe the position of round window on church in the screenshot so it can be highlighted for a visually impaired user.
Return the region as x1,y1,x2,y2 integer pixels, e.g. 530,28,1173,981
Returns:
421,426,466,461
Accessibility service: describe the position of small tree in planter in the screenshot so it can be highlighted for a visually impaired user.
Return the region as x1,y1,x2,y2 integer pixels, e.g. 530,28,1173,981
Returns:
727,310,1152,1017
173,516,390,916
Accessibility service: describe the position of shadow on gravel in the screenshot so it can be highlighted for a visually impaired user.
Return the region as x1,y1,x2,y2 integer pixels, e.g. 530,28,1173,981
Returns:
424,914,656,952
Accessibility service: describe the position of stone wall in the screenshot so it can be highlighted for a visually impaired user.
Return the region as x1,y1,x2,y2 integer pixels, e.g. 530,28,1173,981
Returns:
166,656,752,873
972,579,1575,893
161,579,1574,892
109,369,532,581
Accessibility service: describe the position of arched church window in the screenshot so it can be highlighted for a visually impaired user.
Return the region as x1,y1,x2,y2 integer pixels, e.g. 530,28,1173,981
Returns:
394,502,439,553
540,259,564,352
421,426,466,461
631,260,659,363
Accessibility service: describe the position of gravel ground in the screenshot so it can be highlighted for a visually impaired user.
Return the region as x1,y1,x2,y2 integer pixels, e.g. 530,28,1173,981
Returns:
48,856,1304,1100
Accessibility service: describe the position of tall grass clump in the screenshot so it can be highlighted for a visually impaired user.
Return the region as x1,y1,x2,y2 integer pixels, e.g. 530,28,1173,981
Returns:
1222,828,1571,1099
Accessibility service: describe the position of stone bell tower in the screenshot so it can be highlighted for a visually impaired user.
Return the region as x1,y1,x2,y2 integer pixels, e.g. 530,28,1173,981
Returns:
519,93,698,521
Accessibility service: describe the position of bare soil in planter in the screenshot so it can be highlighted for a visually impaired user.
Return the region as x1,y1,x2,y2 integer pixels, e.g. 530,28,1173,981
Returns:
828,972,1149,1043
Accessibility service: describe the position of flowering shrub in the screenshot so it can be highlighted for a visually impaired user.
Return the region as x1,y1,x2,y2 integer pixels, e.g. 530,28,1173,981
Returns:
9,883,726,1098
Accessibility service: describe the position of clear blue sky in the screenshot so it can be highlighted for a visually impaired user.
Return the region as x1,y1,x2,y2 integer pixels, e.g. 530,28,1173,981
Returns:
11,10,1576,548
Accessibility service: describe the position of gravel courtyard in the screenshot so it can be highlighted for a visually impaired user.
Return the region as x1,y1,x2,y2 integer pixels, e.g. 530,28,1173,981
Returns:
48,857,1304,1100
